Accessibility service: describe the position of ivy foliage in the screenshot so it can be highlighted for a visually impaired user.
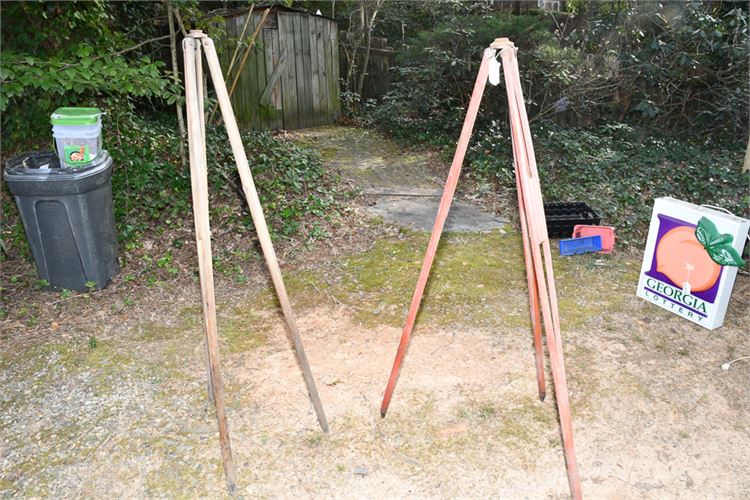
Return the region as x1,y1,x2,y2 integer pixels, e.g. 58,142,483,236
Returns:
100,110,340,243
467,121,749,246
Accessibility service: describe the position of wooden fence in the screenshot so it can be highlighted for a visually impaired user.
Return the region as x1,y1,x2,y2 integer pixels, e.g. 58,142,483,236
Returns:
339,33,395,100
219,7,340,130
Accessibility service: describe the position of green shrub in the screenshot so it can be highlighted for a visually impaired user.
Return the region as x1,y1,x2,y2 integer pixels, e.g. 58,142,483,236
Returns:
563,1,749,132
368,2,748,138
0,2,179,143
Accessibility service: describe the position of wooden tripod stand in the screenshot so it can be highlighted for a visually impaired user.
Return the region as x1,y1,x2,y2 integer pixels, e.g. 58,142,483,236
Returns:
379,38,583,499
183,30,328,493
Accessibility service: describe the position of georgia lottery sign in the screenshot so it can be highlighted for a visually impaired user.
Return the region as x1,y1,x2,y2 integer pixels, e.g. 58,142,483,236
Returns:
637,198,749,330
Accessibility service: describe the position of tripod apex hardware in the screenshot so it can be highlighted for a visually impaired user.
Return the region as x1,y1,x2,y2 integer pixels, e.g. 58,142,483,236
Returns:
182,31,329,493
490,37,515,49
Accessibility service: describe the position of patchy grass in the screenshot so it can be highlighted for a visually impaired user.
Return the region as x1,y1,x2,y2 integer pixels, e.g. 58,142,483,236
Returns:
221,315,268,354
2,339,136,395
143,448,220,497
139,322,186,342
243,228,640,333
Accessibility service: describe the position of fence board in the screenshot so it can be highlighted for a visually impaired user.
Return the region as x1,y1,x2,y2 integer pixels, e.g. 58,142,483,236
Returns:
224,16,243,125
267,28,284,129
339,33,395,101
251,19,267,129
292,14,308,129
278,13,299,130
273,31,283,120
315,17,329,126
321,21,333,119
300,15,314,128
308,17,322,126
331,23,340,117
241,14,257,129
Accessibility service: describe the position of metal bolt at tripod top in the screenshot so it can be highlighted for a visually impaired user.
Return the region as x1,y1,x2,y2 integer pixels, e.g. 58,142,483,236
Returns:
189,29,207,38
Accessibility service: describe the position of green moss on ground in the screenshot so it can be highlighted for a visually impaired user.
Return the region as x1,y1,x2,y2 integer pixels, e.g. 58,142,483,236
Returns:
293,126,439,189
276,230,528,328
237,228,639,333
220,314,268,354
140,322,185,341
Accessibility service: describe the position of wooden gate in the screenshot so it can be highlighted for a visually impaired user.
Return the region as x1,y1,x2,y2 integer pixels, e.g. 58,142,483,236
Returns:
339,33,395,100
220,6,340,130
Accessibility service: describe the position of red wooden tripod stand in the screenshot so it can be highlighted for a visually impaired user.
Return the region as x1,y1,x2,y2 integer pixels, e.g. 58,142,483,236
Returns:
379,38,583,500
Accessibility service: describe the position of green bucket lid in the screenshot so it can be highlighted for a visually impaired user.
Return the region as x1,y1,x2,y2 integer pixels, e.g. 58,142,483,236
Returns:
51,107,102,126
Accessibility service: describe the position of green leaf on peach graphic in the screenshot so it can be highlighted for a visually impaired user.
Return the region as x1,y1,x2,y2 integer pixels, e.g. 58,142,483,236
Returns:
695,216,745,267
707,245,745,267
694,217,717,247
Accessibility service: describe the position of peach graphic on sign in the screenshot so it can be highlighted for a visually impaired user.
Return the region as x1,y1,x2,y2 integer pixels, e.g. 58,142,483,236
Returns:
655,226,721,293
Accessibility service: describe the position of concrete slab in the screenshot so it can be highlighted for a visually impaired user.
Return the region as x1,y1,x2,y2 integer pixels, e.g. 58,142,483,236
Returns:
366,196,507,232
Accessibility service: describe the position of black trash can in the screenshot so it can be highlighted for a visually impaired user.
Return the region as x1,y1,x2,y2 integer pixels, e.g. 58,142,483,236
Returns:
4,151,119,291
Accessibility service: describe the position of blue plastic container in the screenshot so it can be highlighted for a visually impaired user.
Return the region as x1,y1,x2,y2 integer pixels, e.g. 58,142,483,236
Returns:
559,235,602,256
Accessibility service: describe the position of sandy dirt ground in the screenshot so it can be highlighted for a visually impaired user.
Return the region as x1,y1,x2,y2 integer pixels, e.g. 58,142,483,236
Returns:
2,126,749,498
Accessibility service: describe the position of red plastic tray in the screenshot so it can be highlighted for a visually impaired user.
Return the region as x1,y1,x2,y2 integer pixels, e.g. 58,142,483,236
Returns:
572,224,615,254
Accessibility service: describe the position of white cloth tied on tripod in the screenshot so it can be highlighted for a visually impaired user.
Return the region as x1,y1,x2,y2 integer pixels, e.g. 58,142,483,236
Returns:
488,56,501,86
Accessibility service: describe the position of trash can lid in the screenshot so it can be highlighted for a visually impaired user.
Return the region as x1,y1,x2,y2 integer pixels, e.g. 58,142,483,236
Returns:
50,107,103,126
4,150,112,182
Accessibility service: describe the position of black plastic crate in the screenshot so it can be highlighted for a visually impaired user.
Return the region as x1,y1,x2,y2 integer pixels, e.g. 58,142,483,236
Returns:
543,202,601,239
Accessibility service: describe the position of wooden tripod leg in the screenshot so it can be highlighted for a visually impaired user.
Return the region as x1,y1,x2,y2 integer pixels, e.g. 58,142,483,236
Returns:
507,52,566,347
501,45,582,500
183,36,236,493
200,36,329,433
508,99,545,400
379,48,495,418
514,164,546,401
542,240,563,345
517,116,583,500
529,244,582,500
193,34,216,407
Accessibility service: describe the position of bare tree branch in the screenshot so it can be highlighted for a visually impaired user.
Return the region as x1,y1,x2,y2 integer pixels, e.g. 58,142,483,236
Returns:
165,0,187,170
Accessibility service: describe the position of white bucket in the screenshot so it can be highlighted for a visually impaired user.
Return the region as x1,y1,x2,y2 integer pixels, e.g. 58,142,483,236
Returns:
51,107,104,168
52,121,102,168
